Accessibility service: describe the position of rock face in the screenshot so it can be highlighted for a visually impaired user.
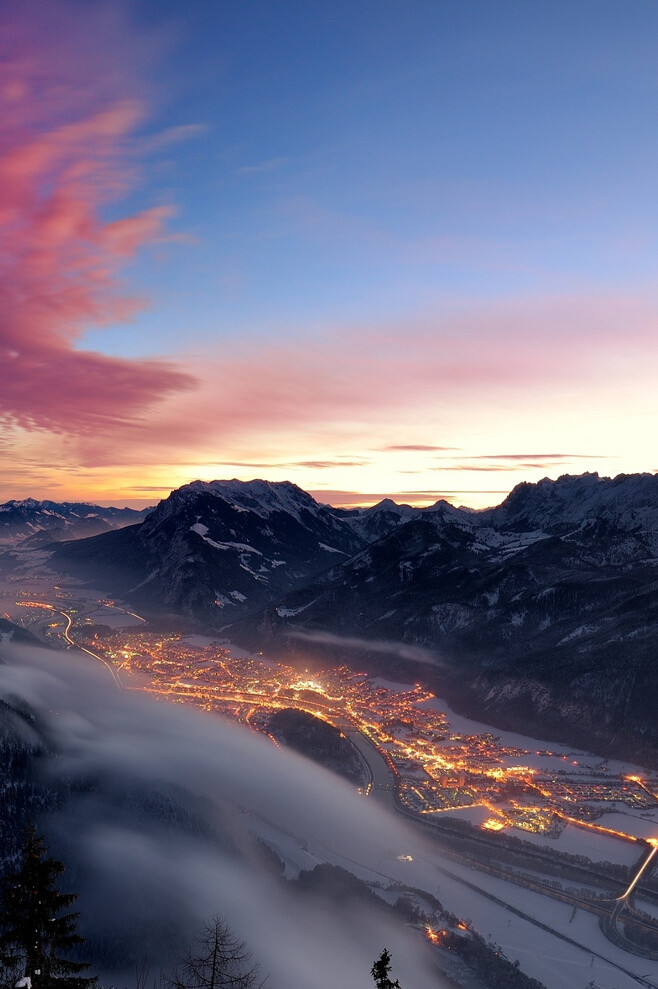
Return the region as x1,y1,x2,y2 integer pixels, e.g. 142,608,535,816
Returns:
50,480,369,623
46,472,658,760
0,498,148,547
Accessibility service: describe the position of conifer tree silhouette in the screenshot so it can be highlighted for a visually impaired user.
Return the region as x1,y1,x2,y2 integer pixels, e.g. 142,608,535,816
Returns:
371,948,400,989
0,824,96,989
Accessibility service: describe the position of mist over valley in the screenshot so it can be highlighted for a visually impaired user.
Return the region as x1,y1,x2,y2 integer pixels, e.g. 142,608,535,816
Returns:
1,473,657,989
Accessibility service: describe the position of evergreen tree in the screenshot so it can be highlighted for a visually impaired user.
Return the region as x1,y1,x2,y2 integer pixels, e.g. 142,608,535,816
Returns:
0,824,96,989
371,948,400,989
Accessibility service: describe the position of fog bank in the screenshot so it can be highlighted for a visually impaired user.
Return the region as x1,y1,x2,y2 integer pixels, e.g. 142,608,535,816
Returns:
0,643,446,988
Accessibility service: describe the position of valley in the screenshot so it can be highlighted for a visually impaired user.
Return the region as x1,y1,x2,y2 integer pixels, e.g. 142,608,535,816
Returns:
41,474,658,765
3,5,658,984
3,560,658,987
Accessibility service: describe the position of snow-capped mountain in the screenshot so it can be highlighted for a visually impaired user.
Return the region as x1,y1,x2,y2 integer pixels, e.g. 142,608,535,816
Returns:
247,473,658,761
42,472,658,758
50,479,368,621
0,498,149,547
336,497,424,542
480,472,658,553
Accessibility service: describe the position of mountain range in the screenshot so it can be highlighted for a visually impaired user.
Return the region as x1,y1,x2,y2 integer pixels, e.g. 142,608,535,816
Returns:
0,498,149,547
261,474,658,762
6,472,658,762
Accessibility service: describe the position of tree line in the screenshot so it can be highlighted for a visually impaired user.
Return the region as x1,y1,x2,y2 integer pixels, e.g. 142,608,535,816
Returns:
0,825,400,989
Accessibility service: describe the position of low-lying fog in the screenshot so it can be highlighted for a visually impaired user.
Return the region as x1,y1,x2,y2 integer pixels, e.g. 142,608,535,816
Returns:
0,643,447,988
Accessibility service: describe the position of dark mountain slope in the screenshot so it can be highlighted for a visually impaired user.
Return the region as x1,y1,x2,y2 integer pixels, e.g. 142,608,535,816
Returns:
242,474,658,761
50,480,368,623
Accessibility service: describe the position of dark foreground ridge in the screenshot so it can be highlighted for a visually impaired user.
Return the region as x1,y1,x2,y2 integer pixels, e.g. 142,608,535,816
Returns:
266,708,368,785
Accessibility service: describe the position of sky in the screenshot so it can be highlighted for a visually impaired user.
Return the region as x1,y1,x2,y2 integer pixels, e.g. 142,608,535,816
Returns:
1,0,657,510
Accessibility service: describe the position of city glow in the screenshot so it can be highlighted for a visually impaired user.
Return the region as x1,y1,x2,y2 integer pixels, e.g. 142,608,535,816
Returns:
17,597,652,848
5,569,658,966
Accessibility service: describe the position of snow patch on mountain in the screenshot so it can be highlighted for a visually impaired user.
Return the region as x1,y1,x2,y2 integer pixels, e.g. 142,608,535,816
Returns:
177,478,322,524
558,624,599,645
202,536,263,555
277,601,316,618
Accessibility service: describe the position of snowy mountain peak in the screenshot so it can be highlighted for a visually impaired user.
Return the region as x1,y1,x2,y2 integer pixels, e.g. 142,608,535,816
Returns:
157,478,321,525
0,499,148,547
491,472,658,543
361,498,417,519
369,497,400,510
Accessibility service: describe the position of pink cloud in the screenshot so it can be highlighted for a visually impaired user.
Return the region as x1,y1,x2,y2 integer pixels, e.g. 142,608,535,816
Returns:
382,444,457,452
4,347,192,436
159,294,657,447
0,4,655,492
0,2,196,436
464,453,604,461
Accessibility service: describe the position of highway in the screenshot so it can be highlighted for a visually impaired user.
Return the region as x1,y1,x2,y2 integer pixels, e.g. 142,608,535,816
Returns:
617,844,658,907
54,605,126,690
603,844,658,961
341,707,658,966
71,636,124,690
17,599,125,690
431,861,658,989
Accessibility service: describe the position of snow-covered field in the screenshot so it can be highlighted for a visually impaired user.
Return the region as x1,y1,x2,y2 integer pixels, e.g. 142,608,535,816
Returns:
246,789,652,989
512,823,643,868
594,811,658,841
83,608,144,628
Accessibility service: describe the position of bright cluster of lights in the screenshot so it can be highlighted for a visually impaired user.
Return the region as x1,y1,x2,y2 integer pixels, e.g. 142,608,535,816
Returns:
10,583,658,853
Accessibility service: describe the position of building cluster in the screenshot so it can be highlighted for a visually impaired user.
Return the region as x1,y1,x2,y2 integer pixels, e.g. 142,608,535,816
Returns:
79,627,657,841
8,575,657,847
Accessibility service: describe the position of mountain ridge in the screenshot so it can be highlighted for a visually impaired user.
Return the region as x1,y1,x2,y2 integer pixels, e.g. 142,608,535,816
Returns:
13,472,657,760
0,498,150,548
47,479,368,620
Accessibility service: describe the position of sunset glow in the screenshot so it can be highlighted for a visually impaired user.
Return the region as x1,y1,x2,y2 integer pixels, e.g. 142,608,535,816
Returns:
1,2,656,509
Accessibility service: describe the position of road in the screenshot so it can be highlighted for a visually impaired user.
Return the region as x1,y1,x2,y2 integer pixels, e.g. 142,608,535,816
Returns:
11,597,658,972
604,844,658,961
343,710,658,966
17,599,126,690
431,861,658,989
